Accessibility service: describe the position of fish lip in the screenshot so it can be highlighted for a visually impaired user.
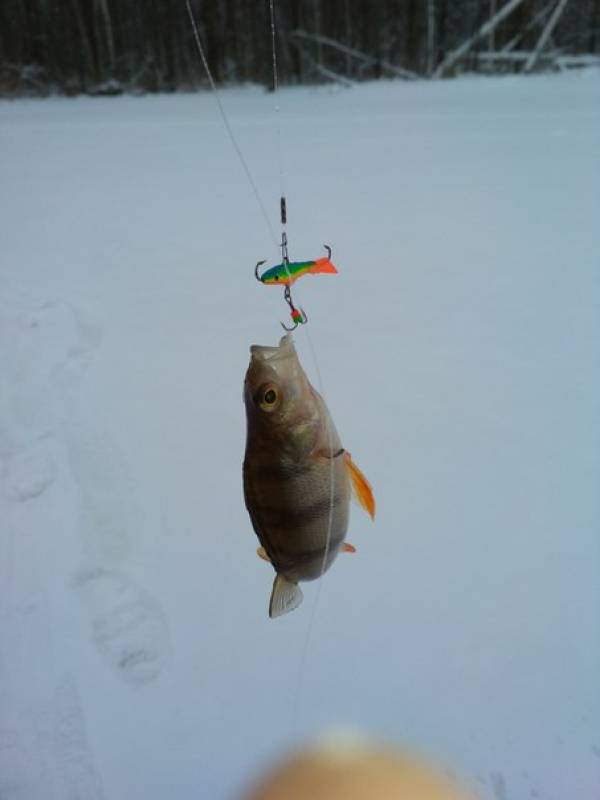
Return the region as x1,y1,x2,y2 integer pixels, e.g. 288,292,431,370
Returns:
250,334,294,363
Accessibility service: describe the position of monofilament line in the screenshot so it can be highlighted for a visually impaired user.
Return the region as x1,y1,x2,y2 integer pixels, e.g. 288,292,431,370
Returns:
290,327,337,735
267,5,335,735
269,0,279,95
269,0,286,205
185,0,278,247
186,0,335,733
269,6,332,627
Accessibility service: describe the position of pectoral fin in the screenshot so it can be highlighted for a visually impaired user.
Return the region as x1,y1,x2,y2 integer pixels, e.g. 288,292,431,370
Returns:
257,546,271,562
344,452,375,520
269,575,303,618
341,542,356,553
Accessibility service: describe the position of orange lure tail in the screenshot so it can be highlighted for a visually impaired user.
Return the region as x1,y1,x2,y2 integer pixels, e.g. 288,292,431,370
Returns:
311,257,338,276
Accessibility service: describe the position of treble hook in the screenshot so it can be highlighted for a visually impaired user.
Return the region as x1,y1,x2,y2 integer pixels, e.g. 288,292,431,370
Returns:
281,285,307,332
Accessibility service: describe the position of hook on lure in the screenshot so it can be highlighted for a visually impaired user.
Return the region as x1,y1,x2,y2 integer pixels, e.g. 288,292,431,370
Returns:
281,286,307,332
254,244,337,332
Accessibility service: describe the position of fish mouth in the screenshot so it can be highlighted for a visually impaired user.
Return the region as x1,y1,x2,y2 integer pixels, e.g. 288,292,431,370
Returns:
250,334,295,363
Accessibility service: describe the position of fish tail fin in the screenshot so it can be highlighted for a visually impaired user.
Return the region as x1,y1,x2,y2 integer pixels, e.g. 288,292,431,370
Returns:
312,257,338,276
344,451,376,520
269,575,303,618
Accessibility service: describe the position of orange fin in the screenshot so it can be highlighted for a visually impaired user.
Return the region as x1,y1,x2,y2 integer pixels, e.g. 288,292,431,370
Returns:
341,542,356,553
257,546,271,563
344,452,375,520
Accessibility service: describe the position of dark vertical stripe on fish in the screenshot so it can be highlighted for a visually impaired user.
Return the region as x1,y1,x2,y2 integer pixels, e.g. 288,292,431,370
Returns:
254,493,342,529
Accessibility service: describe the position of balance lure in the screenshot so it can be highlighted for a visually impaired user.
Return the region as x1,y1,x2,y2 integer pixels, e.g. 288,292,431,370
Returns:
254,244,338,331
255,250,337,288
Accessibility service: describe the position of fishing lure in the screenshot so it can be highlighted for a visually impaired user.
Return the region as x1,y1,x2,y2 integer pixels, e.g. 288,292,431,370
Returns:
255,246,337,287
255,245,338,331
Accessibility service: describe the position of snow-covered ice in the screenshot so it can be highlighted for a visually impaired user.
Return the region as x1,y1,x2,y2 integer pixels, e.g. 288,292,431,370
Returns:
1,70,599,799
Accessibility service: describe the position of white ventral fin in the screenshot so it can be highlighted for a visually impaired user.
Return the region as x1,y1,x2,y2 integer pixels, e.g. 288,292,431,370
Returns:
269,575,303,619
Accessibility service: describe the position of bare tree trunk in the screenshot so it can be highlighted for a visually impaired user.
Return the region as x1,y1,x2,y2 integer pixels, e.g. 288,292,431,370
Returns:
406,0,418,72
489,0,497,50
437,0,449,65
589,0,600,52
344,0,352,77
313,0,322,69
96,0,115,71
426,0,436,75
434,0,527,78
524,0,570,72
70,0,96,87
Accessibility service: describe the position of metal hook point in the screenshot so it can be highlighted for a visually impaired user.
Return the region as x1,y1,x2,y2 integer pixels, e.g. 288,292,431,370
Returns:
255,260,266,282
280,304,307,332
323,244,332,260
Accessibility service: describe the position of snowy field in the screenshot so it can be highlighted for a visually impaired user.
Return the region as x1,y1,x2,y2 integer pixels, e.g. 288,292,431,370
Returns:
1,70,599,799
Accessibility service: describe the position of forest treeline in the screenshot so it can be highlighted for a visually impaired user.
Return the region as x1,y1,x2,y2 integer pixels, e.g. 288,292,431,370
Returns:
1,0,599,96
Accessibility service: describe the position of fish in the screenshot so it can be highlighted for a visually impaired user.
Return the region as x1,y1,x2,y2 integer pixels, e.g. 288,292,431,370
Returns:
257,256,338,287
243,335,375,618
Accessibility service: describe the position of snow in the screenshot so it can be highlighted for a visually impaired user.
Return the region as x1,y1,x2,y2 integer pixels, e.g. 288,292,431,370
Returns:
1,70,599,799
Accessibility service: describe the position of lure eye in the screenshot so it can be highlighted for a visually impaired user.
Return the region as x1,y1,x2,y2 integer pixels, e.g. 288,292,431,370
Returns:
258,383,281,412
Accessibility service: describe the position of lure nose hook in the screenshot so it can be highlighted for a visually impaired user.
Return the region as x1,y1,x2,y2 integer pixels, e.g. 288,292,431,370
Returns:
255,260,266,282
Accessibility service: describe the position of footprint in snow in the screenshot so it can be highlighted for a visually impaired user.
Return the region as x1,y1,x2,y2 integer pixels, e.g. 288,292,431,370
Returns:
0,676,104,800
74,567,170,687
65,427,139,564
1,296,170,688
1,300,101,438
36,675,105,800
0,299,100,504
0,729,43,799
1,442,57,503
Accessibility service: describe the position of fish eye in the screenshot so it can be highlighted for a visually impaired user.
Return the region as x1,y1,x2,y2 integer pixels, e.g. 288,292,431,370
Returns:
257,383,281,412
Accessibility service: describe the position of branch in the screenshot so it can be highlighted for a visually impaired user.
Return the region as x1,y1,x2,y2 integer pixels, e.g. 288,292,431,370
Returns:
501,0,555,53
524,0,570,72
554,53,600,68
314,63,355,87
291,29,418,80
476,50,554,62
433,0,527,78
290,39,356,87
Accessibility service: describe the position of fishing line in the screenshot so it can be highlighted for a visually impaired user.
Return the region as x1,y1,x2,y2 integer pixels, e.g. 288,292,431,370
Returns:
185,0,278,247
186,0,338,731
269,0,286,205
267,0,337,736
289,326,337,735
